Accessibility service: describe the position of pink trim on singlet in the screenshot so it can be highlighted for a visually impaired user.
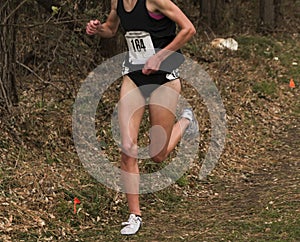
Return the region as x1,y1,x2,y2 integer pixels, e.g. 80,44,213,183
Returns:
148,11,165,20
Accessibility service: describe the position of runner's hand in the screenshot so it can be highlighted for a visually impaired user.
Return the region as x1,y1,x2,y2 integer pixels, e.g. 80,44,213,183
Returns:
142,55,162,75
86,20,101,35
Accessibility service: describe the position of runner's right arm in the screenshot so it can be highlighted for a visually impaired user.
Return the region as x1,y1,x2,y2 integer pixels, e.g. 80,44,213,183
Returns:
86,0,120,38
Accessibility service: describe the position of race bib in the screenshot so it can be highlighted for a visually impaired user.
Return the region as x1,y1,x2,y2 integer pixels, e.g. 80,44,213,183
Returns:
125,31,155,65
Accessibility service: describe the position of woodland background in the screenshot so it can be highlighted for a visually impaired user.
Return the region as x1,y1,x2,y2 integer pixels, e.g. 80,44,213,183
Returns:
0,0,299,241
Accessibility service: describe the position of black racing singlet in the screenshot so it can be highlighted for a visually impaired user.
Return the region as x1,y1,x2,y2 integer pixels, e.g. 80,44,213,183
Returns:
117,0,184,71
117,0,176,49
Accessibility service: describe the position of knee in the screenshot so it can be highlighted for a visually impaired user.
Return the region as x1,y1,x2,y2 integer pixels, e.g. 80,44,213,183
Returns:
121,142,138,158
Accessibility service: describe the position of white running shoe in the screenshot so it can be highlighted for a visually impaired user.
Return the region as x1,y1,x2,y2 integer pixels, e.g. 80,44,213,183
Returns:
181,108,199,139
120,214,142,235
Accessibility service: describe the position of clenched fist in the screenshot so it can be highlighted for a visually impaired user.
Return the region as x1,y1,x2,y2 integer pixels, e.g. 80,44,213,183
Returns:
86,20,101,35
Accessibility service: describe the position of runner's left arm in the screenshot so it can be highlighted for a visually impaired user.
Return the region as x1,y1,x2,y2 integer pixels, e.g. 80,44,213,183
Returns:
142,0,196,74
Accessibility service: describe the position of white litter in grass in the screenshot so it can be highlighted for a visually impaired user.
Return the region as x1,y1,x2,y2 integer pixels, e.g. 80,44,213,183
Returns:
211,38,238,51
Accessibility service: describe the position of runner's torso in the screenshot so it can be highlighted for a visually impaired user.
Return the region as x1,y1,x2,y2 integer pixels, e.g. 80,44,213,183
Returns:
117,0,176,49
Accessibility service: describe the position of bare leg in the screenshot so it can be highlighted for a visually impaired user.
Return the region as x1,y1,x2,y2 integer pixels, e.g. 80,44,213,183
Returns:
148,79,190,162
118,76,145,216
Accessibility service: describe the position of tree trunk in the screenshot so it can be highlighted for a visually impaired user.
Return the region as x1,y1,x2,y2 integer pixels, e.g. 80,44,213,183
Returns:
200,0,229,29
0,0,19,112
200,0,212,25
260,0,278,29
274,0,283,27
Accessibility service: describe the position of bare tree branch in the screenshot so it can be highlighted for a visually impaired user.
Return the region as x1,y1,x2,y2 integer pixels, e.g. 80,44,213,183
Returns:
16,61,66,96
2,0,29,24
0,77,11,113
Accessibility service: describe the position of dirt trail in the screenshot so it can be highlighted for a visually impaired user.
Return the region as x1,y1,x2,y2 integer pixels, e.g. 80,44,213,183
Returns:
144,115,299,241
99,113,300,241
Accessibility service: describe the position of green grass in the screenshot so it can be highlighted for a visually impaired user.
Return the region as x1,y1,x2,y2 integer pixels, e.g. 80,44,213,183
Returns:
237,35,281,60
252,80,277,98
237,35,300,83
176,174,189,187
